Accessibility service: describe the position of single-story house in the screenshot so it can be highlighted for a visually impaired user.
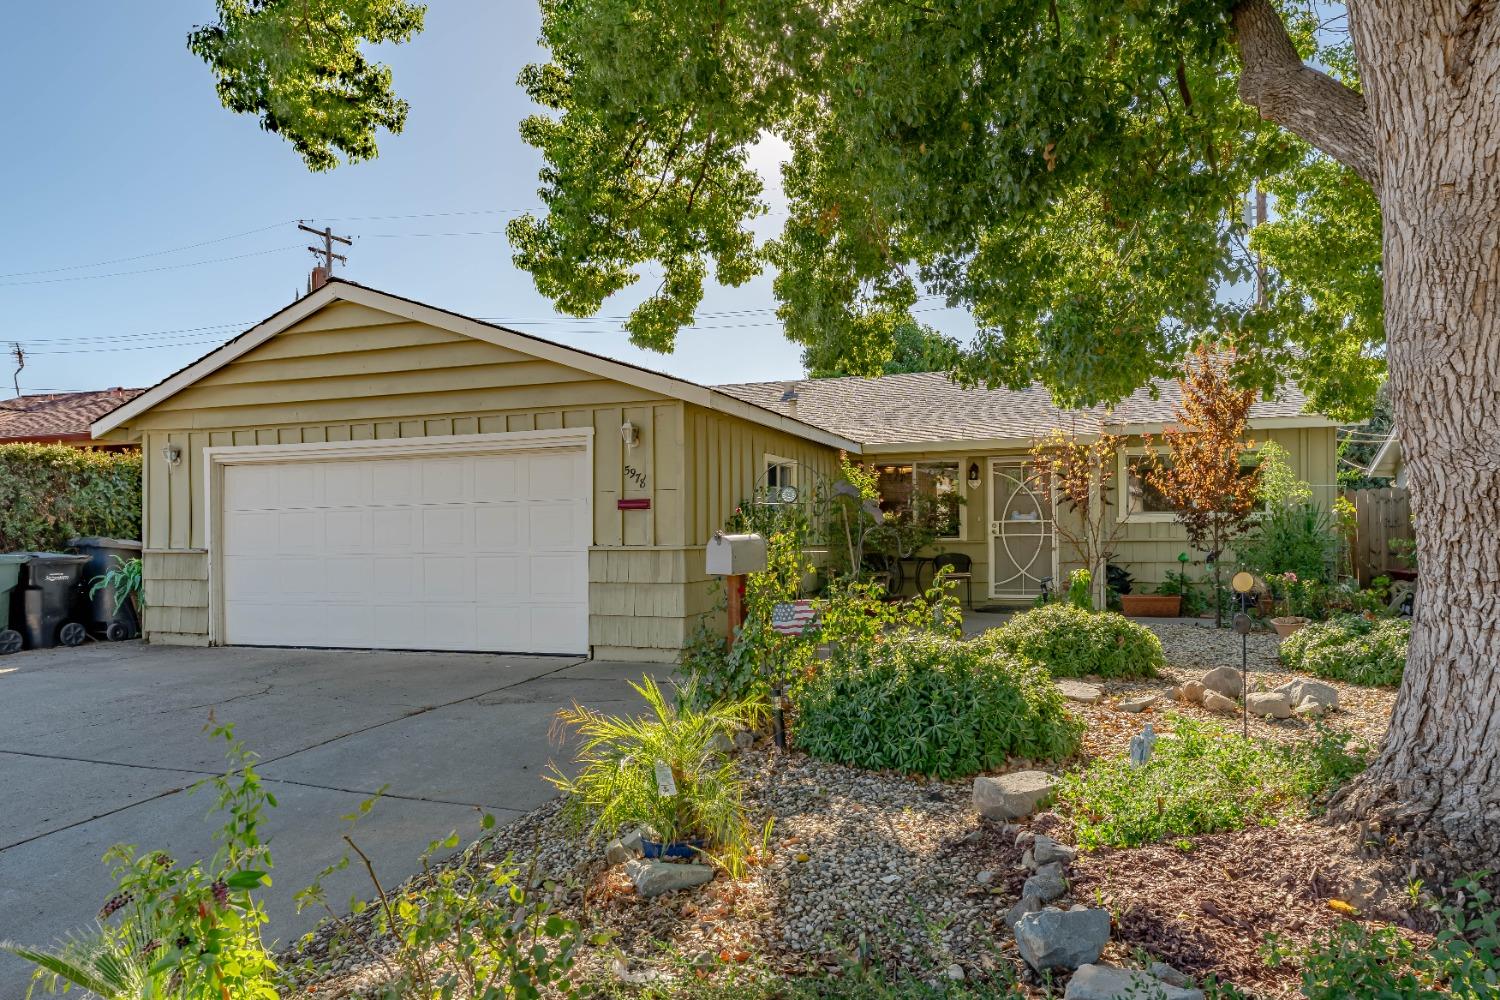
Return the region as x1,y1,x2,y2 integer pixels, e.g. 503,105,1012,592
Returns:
1,388,142,449
93,281,1338,662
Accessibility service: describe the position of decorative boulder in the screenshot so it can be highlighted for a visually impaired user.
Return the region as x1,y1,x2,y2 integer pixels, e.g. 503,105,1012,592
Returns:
1004,894,1042,929
625,859,714,897
1022,870,1068,903
1276,678,1339,712
1202,690,1238,714
1013,907,1111,972
1200,666,1243,698
606,828,646,865
973,770,1059,820
1179,680,1206,704
1064,964,1204,1000
1117,694,1158,713
1245,691,1293,719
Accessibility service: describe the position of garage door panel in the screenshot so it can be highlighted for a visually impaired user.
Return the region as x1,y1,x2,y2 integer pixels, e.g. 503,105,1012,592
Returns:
221,444,589,654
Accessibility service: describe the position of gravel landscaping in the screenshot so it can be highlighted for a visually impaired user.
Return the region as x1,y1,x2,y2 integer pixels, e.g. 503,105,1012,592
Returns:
288,620,1410,999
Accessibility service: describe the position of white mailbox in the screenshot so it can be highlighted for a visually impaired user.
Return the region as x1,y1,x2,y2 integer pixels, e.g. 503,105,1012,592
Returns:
706,532,767,576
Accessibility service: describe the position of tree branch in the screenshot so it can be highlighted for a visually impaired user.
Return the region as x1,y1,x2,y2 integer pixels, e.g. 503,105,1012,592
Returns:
1231,0,1380,186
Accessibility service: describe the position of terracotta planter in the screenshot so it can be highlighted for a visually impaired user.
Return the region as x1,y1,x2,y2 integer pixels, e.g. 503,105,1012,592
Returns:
1120,594,1182,617
1271,615,1309,639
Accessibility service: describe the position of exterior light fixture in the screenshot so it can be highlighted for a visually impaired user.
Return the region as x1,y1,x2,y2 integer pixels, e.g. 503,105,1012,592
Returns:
162,443,183,468
967,462,981,489
620,420,640,448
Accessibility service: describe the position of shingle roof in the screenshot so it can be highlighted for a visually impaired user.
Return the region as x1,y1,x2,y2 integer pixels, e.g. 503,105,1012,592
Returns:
0,389,144,443
714,372,1319,448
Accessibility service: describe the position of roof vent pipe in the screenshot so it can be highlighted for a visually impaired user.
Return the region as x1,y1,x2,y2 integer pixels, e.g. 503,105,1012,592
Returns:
780,386,799,421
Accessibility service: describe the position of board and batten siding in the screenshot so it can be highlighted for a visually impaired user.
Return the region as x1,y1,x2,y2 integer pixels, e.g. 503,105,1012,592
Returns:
118,300,702,660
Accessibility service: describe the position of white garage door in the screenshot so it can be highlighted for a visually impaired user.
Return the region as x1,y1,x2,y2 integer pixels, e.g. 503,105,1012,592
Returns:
219,446,589,654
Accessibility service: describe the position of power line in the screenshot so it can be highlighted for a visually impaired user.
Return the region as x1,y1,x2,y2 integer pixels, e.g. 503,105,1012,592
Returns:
0,221,295,280
0,246,303,288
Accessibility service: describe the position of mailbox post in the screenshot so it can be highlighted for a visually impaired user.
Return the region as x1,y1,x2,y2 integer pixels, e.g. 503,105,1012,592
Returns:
706,532,768,643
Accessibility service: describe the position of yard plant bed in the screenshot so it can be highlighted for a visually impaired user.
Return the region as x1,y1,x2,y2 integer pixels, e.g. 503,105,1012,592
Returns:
286,624,1420,999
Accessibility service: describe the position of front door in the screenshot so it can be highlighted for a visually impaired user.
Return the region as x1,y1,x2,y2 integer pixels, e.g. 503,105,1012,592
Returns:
988,459,1056,601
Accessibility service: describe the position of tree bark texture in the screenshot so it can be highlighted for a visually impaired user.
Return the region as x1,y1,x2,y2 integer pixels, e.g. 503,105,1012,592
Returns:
1236,1,1500,873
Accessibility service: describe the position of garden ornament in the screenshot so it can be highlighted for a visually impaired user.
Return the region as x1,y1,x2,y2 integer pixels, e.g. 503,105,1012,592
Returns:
1128,722,1156,767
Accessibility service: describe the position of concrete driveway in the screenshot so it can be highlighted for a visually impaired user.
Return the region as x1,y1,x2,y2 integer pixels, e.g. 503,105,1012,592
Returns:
0,641,658,992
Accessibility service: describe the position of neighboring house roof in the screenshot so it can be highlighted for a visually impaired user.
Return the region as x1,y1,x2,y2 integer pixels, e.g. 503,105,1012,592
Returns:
715,371,1331,453
1368,430,1403,479
0,388,143,444
91,281,864,453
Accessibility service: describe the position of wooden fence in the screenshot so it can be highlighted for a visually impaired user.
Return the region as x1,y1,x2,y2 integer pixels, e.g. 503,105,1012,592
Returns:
1347,487,1413,586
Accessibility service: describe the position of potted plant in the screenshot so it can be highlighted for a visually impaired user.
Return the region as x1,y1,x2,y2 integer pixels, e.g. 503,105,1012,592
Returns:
1269,572,1309,638
547,677,767,876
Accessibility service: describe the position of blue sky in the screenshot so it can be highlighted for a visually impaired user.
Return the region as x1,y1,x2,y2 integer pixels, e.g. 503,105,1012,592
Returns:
1,2,976,396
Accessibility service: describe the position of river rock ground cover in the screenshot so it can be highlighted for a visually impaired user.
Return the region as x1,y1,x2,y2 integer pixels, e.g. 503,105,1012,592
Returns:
289,622,1411,999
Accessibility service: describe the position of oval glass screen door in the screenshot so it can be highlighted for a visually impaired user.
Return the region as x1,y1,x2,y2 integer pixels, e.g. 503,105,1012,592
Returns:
988,460,1055,600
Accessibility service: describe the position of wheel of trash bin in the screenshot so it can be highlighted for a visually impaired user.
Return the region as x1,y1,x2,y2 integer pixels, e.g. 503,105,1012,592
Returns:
106,621,132,642
0,630,20,654
59,622,87,647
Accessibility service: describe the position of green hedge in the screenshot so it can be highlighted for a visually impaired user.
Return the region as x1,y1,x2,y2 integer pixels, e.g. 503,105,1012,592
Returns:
0,444,142,551
1280,614,1409,687
986,603,1165,679
792,632,1081,779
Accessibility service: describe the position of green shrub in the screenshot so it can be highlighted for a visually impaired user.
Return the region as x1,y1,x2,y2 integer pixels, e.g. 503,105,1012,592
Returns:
1238,502,1343,585
1055,718,1369,849
0,444,142,550
1281,614,1409,687
1272,879,1500,999
793,633,1082,779
987,603,1164,679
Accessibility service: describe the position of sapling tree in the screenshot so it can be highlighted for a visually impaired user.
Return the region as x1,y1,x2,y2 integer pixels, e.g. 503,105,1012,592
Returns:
1143,349,1261,627
1028,429,1125,610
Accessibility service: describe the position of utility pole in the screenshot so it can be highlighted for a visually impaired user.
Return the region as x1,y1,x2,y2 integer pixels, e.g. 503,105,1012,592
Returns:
10,343,24,398
298,222,351,290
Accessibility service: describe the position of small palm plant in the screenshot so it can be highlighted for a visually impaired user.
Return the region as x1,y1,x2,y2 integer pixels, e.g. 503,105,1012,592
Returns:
548,677,767,876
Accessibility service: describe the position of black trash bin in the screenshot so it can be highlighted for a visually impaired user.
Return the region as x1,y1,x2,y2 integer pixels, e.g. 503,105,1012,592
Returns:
67,537,142,641
0,554,28,653
13,553,90,649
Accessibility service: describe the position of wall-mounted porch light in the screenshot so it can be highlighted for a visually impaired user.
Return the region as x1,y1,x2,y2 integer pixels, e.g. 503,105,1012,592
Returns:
620,420,640,449
162,443,183,469
966,462,981,490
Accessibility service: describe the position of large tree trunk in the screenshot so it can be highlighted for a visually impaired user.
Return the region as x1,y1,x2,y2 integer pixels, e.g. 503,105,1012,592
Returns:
1329,4,1500,875
1235,0,1500,875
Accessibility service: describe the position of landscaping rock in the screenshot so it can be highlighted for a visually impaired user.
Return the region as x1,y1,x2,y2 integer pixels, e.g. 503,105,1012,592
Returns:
1149,962,1192,988
1202,690,1239,714
1064,964,1203,1000
1117,694,1158,713
1276,678,1339,711
973,771,1059,820
605,828,646,865
1033,835,1078,866
1022,869,1067,903
1294,697,1328,718
1021,847,1037,871
1013,907,1111,972
1200,666,1244,698
946,964,965,981
732,727,756,750
1005,894,1042,929
1179,680,1206,703
1057,679,1105,704
707,731,734,754
624,859,714,897
1246,691,1293,719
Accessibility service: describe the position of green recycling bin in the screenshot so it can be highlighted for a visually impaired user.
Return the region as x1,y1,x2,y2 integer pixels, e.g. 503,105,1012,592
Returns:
0,554,29,654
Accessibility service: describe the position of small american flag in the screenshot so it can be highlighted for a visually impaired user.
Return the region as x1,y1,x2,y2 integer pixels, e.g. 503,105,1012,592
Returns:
770,600,819,637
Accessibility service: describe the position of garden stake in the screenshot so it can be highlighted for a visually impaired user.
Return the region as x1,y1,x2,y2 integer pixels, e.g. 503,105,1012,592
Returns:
772,684,787,751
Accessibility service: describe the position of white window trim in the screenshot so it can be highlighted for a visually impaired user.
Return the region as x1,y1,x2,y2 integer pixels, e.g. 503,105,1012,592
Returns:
763,452,801,503
1117,443,1268,524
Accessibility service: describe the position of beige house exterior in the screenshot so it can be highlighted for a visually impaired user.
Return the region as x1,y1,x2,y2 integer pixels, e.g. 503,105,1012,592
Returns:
94,281,1337,662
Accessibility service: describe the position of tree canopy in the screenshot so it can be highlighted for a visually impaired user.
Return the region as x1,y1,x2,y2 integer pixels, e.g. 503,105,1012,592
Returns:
189,0,426,172
501,1,1384,419
804,322,957,378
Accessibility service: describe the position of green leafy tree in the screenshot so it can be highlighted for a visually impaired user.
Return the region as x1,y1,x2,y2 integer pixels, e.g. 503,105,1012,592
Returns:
189,0,426,171
805,322,957,378
203,0,1500,872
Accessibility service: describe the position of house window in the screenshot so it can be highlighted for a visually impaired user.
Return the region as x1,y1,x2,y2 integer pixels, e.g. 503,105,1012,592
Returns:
874,461,962,538
1122,448,1264,521
763,454,799,503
